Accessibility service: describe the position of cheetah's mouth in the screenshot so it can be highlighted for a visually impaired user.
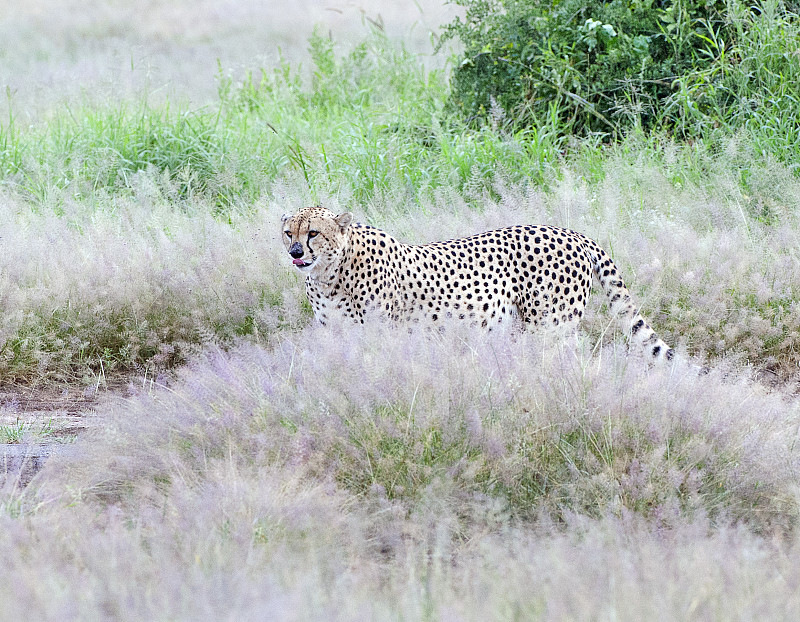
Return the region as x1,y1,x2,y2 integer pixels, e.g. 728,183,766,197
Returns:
292,258,313,268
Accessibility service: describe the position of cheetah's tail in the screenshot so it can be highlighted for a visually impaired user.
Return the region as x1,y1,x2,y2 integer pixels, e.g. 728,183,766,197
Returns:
584,238,674,364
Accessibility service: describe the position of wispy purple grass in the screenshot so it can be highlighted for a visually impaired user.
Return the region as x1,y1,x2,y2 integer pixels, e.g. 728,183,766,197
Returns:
0,190,308,379
0,323,798,618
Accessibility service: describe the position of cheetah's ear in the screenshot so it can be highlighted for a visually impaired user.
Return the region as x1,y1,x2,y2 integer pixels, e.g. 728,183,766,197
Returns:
281,213,292,224
335,212,353,231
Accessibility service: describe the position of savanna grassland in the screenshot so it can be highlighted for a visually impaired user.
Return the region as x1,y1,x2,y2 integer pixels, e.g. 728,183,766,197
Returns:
2,0,800,619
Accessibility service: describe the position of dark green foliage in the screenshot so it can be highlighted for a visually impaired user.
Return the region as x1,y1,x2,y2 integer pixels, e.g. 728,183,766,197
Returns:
441,0,797,143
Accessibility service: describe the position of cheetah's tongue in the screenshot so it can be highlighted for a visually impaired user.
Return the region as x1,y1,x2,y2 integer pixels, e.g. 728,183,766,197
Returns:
293,259,307,266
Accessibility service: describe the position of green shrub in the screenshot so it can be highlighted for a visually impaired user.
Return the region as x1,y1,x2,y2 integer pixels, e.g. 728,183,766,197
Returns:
440,0,738,137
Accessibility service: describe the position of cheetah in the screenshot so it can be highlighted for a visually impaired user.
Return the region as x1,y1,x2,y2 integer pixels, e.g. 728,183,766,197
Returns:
281,206,673,362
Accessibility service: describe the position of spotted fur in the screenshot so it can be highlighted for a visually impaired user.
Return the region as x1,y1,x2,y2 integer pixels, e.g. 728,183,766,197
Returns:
281,207,673,362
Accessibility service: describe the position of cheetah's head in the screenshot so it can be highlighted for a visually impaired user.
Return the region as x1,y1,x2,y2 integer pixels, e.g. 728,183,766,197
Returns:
281,207,353,278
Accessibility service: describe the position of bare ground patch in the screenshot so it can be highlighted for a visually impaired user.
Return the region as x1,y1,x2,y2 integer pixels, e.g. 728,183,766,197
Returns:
0,377,135,485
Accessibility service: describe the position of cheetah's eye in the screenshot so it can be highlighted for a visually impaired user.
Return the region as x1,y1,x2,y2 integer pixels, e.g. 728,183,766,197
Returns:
284,231,292,238
308,230,319,239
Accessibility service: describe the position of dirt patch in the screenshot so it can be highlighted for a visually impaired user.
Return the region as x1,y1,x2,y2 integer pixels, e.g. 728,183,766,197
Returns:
0,378,133,485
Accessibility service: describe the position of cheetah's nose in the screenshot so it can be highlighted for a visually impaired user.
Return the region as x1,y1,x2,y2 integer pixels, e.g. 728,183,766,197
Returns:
289,242,304,259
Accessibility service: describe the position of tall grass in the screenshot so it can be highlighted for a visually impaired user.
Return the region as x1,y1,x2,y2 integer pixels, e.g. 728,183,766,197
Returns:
1,328,798,618
66,326,799,528
668,0,800,169
1,31,560,213
0,191,309,382
2,24,800,382
0,0,458,122
4,142,800,382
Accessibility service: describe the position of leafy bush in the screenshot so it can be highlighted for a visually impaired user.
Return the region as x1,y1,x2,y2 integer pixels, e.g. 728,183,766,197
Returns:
440,0,784,138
